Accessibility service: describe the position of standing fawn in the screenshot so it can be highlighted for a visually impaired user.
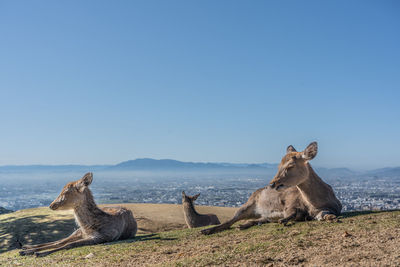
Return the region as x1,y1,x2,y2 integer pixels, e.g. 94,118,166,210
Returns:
20,173,137,257
182,191,220,228
202,142,341,235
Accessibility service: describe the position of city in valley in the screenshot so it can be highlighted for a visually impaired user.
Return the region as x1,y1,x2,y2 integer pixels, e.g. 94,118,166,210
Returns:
1,160,399,213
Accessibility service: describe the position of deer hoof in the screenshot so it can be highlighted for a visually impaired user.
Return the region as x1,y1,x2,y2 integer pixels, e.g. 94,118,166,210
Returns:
278,219,288,226
35,251,48,257
239,224,249,230
20,250,35,256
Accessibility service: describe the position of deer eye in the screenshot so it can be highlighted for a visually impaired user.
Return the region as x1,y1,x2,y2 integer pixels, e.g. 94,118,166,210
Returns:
287,163,295,169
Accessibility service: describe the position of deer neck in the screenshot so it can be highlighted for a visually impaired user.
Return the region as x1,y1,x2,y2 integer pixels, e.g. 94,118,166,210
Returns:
183,201,200,218
296,164,329,209
73,188,106,230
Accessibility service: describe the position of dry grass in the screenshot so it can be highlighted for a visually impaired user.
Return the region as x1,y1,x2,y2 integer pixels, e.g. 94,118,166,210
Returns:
109,203,237,233
0,203,236,253
1,205,400,266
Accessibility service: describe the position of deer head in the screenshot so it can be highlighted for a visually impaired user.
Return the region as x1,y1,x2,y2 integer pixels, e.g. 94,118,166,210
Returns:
49,172,93,210
270,142,318,190
182,191,200,204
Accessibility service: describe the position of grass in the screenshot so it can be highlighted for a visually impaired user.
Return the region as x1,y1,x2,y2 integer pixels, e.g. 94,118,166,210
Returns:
1,205,400,266
0,204,236,254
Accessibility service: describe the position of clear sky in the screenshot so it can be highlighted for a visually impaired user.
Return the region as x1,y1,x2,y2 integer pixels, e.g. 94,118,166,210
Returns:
0,1,399,169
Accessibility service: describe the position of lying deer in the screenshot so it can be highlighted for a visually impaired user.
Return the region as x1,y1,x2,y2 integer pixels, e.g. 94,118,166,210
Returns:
182,191,220,228
20,172,137,257
201,142,342,235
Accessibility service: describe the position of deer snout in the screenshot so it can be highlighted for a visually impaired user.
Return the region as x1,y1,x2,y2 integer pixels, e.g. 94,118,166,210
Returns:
49,201,60,210
270,179,285,190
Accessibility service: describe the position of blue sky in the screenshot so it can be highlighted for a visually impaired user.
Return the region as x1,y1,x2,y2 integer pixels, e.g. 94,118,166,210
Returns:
0,1,399,169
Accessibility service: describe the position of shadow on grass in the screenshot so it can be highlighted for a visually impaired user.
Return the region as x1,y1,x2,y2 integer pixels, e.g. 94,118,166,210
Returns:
135,216,186,234
341,209,400,218
0,214,76,254
0,215,179,254
104,233,177,246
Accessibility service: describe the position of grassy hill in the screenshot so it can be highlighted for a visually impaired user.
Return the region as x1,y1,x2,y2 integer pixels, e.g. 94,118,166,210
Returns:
1,204,399,266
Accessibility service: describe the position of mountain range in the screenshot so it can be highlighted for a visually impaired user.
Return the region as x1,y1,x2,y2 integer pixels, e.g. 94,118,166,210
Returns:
112,158,278,170
0,158,399,178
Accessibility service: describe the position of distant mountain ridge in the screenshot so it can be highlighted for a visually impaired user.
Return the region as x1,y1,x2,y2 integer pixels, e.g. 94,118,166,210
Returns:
112,158,277,170
364,167,400,178
0,158,399,178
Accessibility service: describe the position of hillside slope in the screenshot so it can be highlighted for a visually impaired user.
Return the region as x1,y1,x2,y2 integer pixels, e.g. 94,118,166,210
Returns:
0,203,236,254
1,205,399,266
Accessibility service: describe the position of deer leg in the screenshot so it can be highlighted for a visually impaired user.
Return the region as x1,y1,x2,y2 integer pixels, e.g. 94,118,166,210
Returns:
34,238,101,257
22,229,82,250
278,210,297,226
201,202,256,235
20,229,82,256
239,217,270,230
21,240,60,252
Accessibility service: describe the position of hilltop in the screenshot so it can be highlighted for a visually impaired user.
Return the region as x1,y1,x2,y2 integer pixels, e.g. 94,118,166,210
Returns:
1,204,400,266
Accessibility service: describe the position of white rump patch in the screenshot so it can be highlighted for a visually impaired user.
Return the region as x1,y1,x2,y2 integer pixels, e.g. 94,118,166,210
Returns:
255,205,284,222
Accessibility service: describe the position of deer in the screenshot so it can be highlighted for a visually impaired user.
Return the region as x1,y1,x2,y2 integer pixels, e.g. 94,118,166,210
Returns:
201,142,342,235
182,191,220,228
20,172,137,257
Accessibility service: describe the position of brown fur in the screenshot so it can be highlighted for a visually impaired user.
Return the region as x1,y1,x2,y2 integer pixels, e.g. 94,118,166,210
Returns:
182,191,220,228
270,142,342,220
20,173,137,257
202,142,341,235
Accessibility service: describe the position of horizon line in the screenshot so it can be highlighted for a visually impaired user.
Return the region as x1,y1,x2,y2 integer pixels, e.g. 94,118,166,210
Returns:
0,157,398,172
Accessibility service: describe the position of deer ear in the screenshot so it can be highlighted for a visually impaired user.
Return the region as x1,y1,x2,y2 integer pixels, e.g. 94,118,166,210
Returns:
287,145,297,153
76,172,93,191
192,193,200,201
81,172,93,186
302,142,318,160
182,191,186,197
